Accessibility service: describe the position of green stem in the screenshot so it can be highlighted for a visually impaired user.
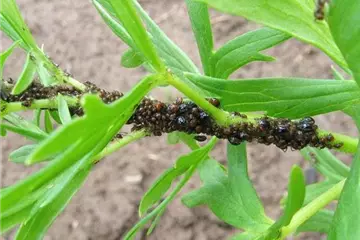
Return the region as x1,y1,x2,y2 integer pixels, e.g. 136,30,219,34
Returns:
0,96,79,117
280,179,345,239
167,74,229,125
93,130,147,162
317,129,358,154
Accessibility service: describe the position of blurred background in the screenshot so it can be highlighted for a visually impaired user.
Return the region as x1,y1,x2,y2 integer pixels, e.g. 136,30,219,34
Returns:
1,0,356,239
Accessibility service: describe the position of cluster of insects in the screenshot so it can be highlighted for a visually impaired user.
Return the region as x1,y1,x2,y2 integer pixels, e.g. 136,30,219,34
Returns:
1,79,343,151
127,96,342,151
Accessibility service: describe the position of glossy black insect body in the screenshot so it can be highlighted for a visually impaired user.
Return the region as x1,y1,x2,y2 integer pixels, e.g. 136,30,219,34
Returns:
194,135,207,142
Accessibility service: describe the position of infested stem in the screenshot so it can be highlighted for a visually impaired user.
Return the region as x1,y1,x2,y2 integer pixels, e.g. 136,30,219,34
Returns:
317,129,358,154
280,179,345,239
166,75,230,125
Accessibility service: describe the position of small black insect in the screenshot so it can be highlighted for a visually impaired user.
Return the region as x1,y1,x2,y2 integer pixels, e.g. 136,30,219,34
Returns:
207,98,220,107
194,135,207,142
176,116,187,126
199,111,209,120
258,118,271,131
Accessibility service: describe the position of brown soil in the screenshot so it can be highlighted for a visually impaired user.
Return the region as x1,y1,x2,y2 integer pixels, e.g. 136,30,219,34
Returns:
0,0,355,239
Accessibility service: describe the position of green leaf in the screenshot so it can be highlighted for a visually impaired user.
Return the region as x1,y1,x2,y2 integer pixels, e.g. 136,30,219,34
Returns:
27,74,157,164
278,166,305,226
167,132,180,145
185,0,214,76
0,0,38,51
35,60,56,86
328,0,360,85
132,0,199,74
49,110,62,125
15,163,92,240
328,112,360,239
11,52,37,95
0,186,48,234
121,48,144,68
139,138,216,216
303,180,336,205
196,0,347,70
301,147,348,181
0,40,20,79
182,143,272,232
186,73,360,118
2,113,48,141
33,109,42,127
57,94,71,124
296,209,333,234
9,144,37,163
92,0,135,47
107,0,164,72
230,232,257,240
212,28,290,79
43,110,54,133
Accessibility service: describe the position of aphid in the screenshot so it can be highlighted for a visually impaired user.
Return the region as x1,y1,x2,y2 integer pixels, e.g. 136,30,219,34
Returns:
176,116,187,126
154,102,165,112
178,103,188,113
314,0,328,20
207,98,220,107
258,118,271,131
334,143,343,149
199,111,209,120
21,98,33,107
194,135,207,142
325,134,334,142
175,97,183,105
167,104,179,114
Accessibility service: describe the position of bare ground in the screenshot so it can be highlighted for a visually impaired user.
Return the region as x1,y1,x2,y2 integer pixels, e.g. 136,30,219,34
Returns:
0,0,356,239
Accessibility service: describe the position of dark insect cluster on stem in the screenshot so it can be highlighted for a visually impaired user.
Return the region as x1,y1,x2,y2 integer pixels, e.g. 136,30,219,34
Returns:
1,79,343,151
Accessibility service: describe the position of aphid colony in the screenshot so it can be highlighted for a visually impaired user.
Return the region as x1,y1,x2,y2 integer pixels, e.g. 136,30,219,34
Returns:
127,97,342,151
1,79,342,151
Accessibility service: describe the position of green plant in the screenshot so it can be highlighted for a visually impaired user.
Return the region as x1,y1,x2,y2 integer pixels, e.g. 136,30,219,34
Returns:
1,0,360,239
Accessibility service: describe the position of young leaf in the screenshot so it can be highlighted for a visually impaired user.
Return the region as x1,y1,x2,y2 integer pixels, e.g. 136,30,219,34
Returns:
33,109,42,127
196,0,347,70
14,164,92,240
301,147,349,181
303,180,336,205
0,0,38,51
185,0,214,76
278,166,305,226
92,0,135,47
296,209,333,234
182,144,272,232
132,0,199,74
9,144,37,163
139,138,216,216
212,28,290,79
328,113,360,239
186,73,360,118
331,66,345,80
0,40,20,79
49,110,62,125
328,0,360,85
107,0,164,72
43,110,54,133
11,52,37,95
57,94,71,124
0,123,46,142
121,48,144,68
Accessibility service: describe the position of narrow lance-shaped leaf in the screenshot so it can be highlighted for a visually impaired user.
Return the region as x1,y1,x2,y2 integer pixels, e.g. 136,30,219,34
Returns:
44,110,54,133
9,144,37,163
11,52,37,95
185,0,214,76
212,28,290,79
328,0,360,85
196,0,347,70
57,94,72,124
296,209,334,234
186,73,360,118
139,138,216,216
0,40,20,79
107,0,164,72
132,0,199,74
0,0,38,50
328,107,360,239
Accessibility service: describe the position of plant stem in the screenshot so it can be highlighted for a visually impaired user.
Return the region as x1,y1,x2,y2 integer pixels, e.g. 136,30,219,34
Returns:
167,74,229,125
317,129,358,154
0,96,79,117
93,130,147,162
280,179,345,239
